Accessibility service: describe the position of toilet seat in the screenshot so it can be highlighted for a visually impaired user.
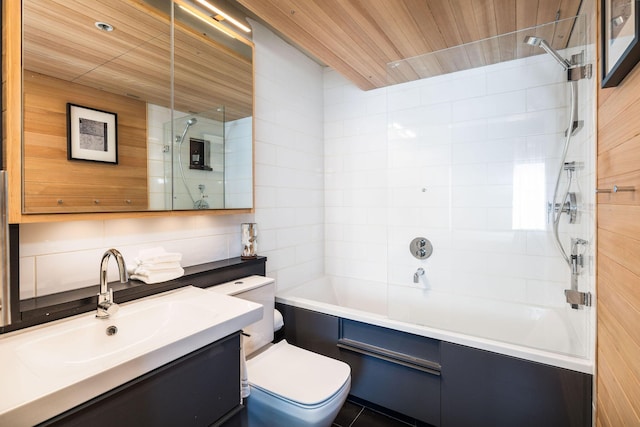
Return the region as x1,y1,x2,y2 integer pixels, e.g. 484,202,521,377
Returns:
247,340,351,407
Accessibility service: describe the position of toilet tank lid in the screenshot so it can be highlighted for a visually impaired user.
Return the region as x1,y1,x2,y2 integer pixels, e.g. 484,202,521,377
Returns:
247,340,351,406
209,275,274,296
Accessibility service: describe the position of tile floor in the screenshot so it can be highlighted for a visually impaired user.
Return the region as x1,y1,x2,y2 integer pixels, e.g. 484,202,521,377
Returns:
332,399,416,427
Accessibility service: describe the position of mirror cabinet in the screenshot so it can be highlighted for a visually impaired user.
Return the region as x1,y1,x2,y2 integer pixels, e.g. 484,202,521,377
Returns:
4,0,254,223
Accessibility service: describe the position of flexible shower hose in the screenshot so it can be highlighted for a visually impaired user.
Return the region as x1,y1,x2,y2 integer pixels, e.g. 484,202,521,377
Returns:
551,80,578,266
177,139,197,207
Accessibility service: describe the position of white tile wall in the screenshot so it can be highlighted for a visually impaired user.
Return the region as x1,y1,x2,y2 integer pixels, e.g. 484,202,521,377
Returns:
19,215,252,299
251,20,325,291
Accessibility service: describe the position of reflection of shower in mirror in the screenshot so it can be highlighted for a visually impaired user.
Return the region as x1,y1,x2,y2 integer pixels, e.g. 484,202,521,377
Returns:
195,184,210,209
177,118,198,145
174,117,207,209
160,108,252,211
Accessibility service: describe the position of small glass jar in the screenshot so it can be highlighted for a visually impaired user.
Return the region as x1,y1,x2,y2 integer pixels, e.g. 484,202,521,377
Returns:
241,223,258,259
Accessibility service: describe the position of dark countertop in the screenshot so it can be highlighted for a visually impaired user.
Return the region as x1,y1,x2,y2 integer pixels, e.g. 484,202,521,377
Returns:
2,256,267,334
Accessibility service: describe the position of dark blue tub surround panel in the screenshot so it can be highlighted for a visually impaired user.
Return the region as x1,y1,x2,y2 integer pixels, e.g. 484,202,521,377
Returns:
440,342,592,427
276,303,593,427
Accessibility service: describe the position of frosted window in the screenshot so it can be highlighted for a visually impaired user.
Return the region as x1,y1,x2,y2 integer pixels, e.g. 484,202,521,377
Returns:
512,162,546,230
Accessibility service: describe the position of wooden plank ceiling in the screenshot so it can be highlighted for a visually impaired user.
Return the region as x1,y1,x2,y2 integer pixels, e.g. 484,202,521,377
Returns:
23,0,253,121
237,0,584,90
23,0,583,112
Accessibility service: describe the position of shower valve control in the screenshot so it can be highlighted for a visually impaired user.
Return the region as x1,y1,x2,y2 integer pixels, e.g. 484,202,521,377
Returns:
410,237,433,260
548,192,577,224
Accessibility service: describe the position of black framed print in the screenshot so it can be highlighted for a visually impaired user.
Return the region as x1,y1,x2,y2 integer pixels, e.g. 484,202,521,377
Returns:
67,103,118,164
602,0,640,87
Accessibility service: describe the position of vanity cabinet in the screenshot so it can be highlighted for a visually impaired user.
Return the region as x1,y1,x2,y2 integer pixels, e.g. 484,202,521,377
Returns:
277,304,593,427
38,333,242,427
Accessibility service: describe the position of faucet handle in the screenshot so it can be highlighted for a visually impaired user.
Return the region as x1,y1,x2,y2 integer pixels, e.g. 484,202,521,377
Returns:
100,300,119,317
96,289,119,319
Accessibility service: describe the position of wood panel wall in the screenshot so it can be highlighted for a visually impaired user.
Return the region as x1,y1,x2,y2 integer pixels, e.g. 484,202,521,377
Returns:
23,72,148,213
596,7,640,424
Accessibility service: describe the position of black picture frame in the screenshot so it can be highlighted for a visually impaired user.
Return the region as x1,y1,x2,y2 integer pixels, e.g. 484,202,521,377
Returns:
602,0,640,87
67,103,118,164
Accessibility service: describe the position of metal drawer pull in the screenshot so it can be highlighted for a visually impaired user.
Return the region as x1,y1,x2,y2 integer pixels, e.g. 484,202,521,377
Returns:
337,338,441,375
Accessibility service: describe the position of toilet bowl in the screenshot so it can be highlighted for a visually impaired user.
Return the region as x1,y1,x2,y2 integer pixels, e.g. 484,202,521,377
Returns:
209,276,351,427
246,340,351,427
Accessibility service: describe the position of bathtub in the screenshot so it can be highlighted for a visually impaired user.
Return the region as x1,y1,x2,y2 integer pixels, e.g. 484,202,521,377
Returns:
275,276,593,374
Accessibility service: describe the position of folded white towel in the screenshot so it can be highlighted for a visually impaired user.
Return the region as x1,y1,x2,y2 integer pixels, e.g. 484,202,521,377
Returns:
128,247,184,283
134,266,183,277
135,247,182,265
130,267,185,284
127,261,182,275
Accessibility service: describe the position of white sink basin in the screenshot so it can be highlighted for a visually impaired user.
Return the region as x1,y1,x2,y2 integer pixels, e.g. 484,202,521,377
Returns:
17,298,218,375
0,286,263,426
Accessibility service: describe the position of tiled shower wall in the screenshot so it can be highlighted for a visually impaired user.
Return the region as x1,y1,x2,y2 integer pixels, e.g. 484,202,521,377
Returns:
18,22,324,299
325,48,595,309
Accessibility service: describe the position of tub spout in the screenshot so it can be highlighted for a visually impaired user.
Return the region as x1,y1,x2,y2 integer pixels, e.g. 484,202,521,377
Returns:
565,238,590,309
414,268,425,283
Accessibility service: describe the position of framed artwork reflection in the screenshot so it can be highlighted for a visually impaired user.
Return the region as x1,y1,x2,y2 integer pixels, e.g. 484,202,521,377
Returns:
67,103,118,164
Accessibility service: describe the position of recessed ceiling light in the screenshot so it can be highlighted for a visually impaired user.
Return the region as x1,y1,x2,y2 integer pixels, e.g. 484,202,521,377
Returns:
95,22,114,32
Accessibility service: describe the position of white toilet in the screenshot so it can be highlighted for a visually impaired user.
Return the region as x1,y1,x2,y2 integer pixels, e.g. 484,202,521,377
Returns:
210,275,351,427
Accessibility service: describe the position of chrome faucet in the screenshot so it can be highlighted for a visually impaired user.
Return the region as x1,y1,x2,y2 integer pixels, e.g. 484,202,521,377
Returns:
413,267,425,283
97,249,128,319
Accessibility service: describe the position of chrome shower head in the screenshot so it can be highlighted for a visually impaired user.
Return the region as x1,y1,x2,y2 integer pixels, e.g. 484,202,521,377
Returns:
524,35,543,47
523,36,572,71
177,118,198,144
